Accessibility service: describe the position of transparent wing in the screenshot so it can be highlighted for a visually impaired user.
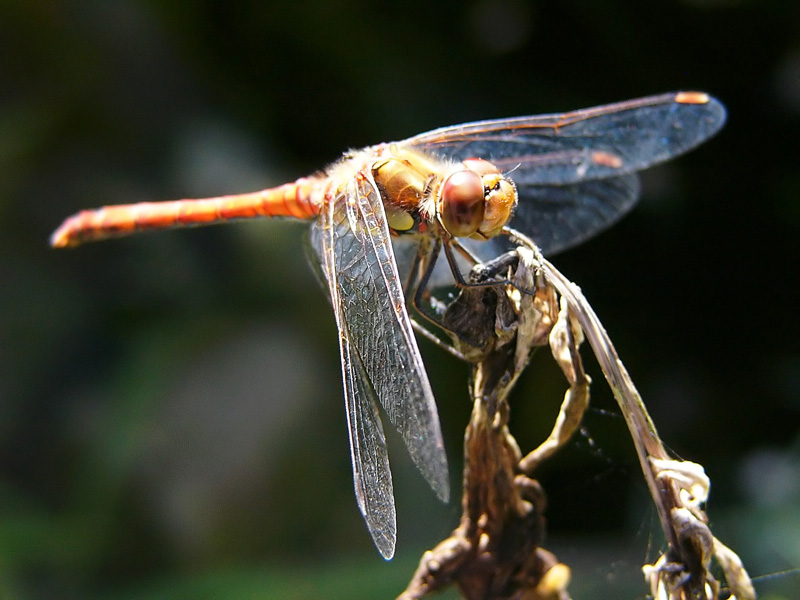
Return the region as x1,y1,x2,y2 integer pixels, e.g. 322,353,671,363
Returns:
404,92,725,254
511,174,639,256
479,174,640,258
310,192,397,558
405,92,725,183
308,173,450,547
340,332,397,558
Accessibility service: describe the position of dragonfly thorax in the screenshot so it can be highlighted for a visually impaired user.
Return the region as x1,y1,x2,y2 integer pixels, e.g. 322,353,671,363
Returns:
371,149,517,240
371,151,436,233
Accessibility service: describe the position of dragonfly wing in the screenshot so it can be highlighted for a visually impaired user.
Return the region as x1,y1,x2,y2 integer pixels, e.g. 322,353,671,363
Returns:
406,92,724,256
319,174,450,503
510,173,640,256
341,334,397,558
405,92,725,185
310,200,397,558
460,174,640,260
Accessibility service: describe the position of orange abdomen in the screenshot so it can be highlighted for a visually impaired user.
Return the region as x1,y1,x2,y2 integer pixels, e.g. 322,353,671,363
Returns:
50,177,325,248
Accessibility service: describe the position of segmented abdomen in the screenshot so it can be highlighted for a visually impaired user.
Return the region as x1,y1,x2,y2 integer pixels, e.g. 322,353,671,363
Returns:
50,177,326,248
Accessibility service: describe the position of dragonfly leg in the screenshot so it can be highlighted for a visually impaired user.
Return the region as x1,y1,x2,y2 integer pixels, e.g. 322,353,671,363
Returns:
442,237,518,291
410,318,468,362
409,235,541,354
409,236,499,352
407,237,470,345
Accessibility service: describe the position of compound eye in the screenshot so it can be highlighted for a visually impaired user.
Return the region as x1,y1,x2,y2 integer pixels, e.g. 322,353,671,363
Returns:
477,177,516,239
462,157,500,176
440,169,485,237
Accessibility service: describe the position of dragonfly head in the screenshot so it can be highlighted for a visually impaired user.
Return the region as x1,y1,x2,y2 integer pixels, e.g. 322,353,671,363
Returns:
439,158,517,240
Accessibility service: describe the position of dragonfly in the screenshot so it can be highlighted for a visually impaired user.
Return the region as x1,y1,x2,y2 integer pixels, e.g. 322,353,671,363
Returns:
50,91,726,559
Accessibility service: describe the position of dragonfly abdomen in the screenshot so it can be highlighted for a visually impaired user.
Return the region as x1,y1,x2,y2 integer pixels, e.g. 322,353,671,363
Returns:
50,177,325,248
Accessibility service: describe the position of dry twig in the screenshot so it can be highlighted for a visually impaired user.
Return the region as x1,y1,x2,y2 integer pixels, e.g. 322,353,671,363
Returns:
400,235,754,600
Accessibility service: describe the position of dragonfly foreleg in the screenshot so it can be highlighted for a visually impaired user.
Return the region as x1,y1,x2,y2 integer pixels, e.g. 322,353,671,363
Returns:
442,236,518,291
409,317,469,362
409,236,495,353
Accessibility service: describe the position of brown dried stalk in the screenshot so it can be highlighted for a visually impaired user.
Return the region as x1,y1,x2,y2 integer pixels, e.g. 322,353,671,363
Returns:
400,234,754,600
400,246,576,600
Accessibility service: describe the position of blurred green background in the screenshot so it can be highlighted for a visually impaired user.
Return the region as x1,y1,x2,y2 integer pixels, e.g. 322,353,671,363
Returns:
2,1,799,598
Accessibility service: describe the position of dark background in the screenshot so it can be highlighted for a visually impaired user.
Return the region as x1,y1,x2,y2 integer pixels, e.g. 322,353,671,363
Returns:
2,1,798,598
